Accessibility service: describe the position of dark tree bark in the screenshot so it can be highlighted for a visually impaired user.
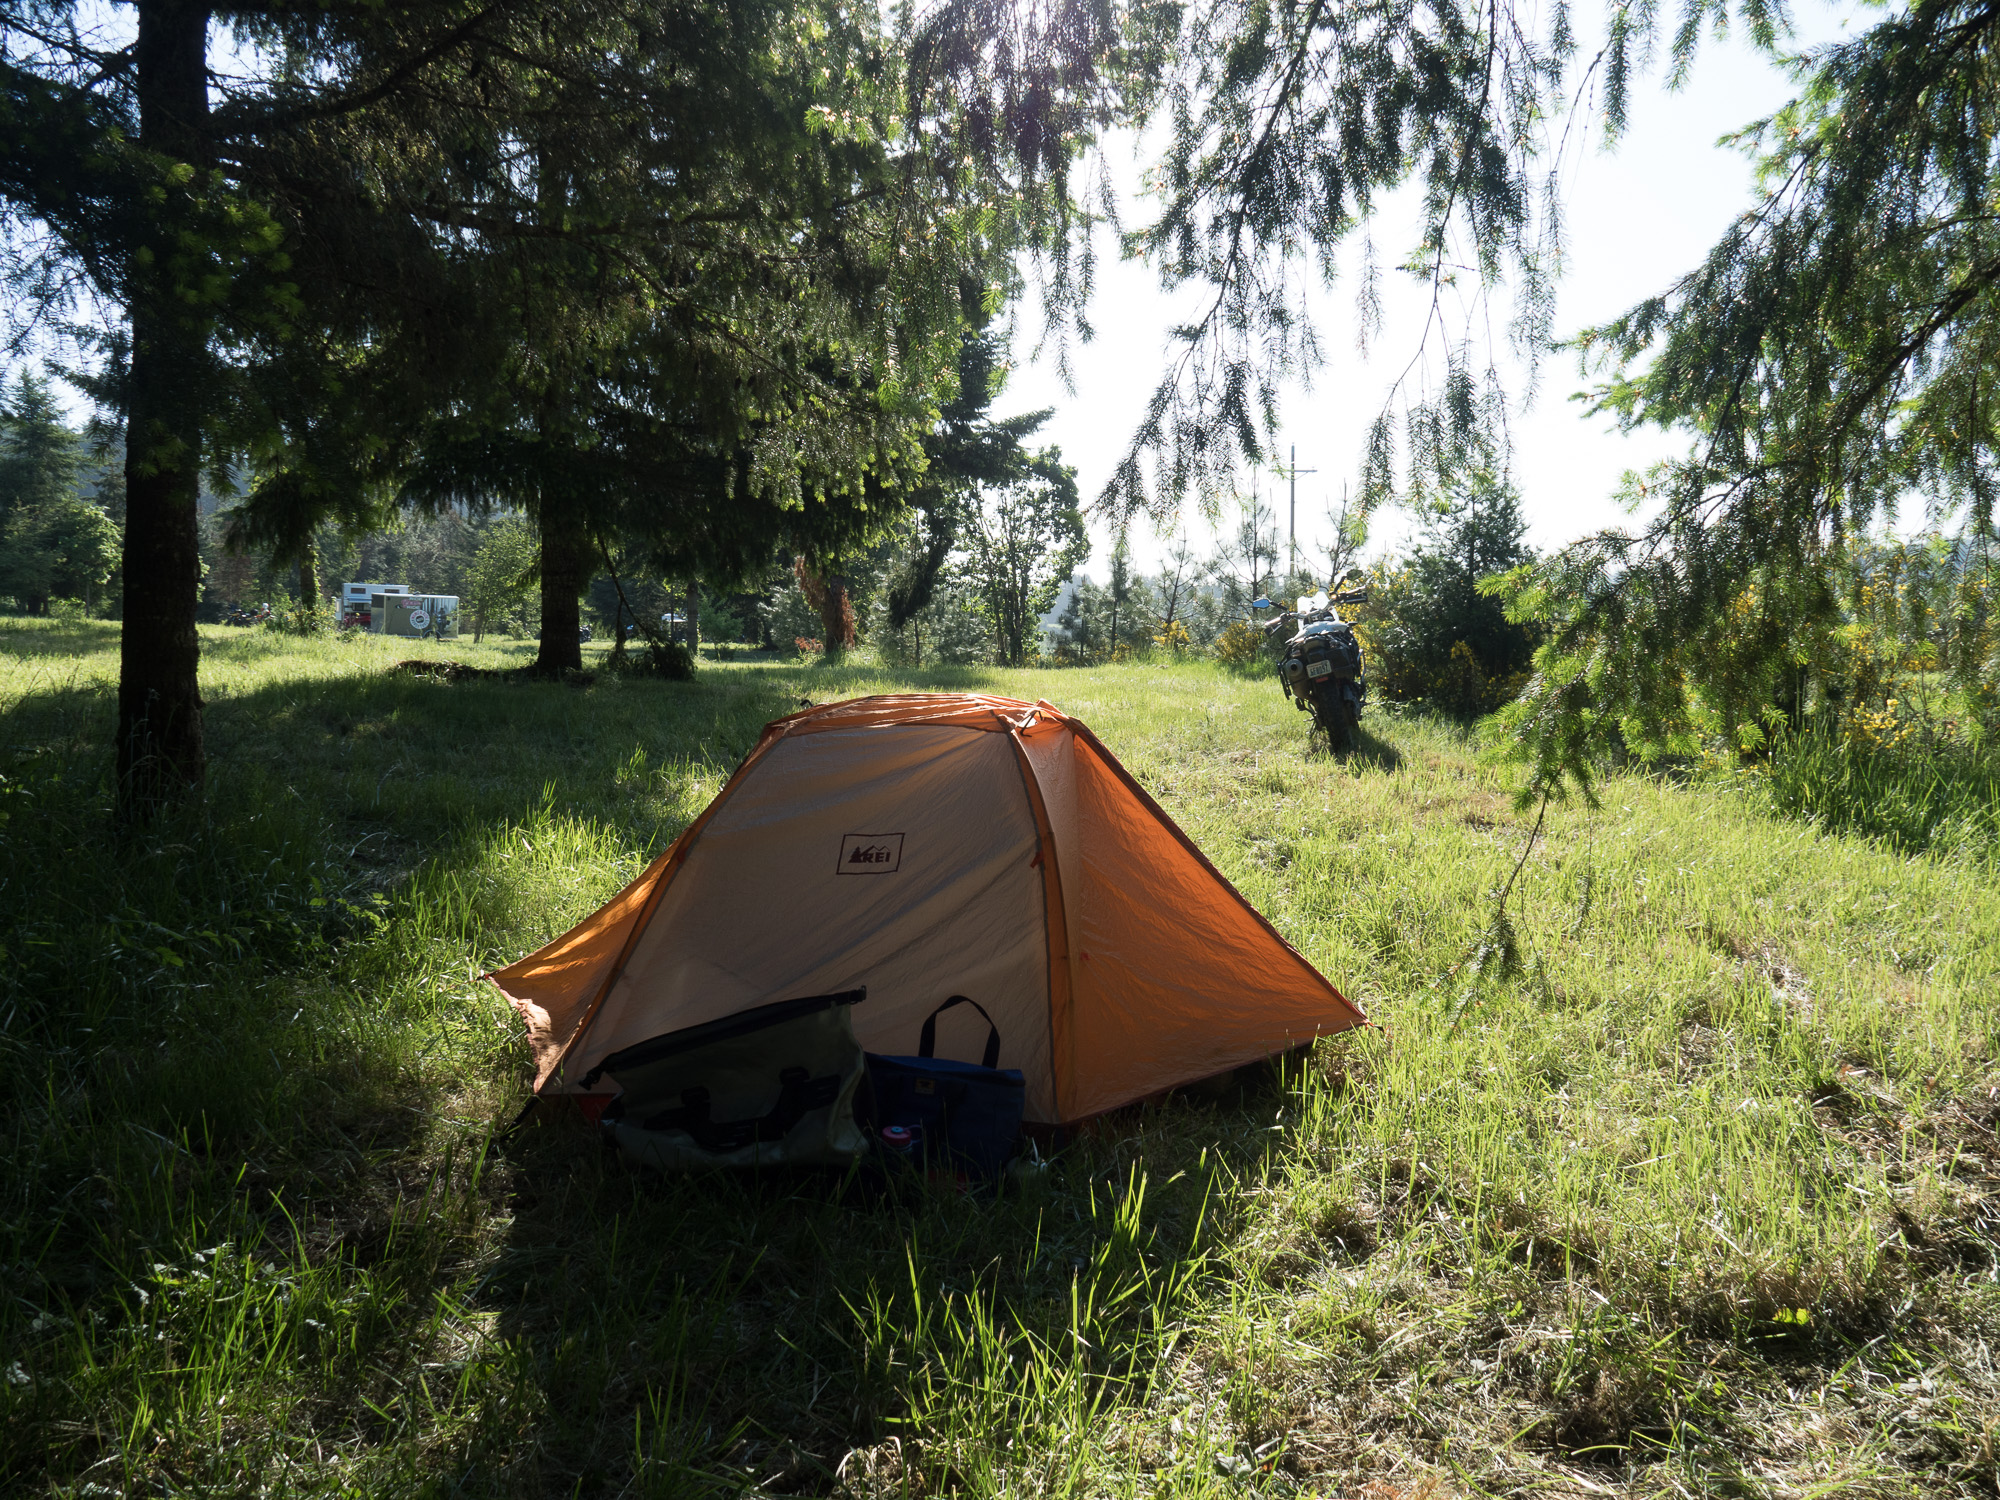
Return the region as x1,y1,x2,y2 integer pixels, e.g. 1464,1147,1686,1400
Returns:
685,576,700,654
533,504,588,675
795,557,855,658
117,0,212,814
820,575,853,660
297,542,317,611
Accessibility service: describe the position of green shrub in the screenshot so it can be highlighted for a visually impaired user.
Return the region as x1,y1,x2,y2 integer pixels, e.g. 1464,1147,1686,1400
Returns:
265,598,335,635
1353,471,1538,715
1211,618,1265,673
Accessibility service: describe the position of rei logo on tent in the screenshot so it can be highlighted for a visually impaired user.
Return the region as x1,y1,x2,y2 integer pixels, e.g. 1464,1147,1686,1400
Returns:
837,833,904,874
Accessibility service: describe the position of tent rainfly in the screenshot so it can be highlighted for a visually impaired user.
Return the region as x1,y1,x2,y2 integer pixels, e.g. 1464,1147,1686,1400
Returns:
490,694,1366,1126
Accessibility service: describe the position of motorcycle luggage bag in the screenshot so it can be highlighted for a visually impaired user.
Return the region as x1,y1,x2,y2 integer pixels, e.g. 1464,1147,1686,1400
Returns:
588,989,871,1172
1300,625,1361,678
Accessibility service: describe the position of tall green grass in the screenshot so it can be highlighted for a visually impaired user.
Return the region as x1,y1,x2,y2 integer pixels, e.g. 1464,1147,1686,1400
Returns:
1757,725,2000,862
1,623,1997,1496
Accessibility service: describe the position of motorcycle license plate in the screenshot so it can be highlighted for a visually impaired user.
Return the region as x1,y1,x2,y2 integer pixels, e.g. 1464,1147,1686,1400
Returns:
1306,660,1334,679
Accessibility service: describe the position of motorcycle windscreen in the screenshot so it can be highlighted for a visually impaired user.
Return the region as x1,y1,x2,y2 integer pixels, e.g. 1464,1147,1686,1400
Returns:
570,725,1057,1121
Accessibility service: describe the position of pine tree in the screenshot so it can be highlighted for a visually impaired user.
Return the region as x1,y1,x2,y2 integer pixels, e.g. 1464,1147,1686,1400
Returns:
885,324,1055,637
1493,0,2000,787
912,0,1781,518
1106,532,1134,657
0,373,83,521
0,370,117,613
3,1,988,803
1372,470,1537,713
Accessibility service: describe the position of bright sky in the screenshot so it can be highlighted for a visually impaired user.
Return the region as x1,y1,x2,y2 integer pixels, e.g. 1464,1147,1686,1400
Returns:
1000,1,1855,583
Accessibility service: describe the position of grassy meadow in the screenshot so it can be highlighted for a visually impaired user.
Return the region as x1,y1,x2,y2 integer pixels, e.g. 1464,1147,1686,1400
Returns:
2,618,1997,1498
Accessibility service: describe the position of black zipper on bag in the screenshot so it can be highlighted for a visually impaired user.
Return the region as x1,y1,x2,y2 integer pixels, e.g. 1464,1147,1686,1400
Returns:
583,987,867,1086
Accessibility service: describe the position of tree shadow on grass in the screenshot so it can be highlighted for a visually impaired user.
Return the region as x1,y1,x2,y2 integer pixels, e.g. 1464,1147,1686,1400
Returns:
468,1077,1281,1497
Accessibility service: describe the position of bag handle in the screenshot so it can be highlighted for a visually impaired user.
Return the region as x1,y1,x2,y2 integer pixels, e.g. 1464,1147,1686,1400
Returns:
918,995,1001,1070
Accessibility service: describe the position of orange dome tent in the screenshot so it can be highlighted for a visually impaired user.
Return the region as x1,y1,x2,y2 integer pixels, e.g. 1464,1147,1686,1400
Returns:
490,693,1365,1126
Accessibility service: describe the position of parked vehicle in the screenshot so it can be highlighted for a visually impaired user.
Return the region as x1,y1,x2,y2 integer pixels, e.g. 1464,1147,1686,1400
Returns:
340,581,407,629
221,601,273,628
1265,580,1369,749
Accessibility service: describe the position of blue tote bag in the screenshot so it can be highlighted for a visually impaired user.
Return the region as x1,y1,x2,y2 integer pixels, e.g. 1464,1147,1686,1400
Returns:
867,996,1026,1178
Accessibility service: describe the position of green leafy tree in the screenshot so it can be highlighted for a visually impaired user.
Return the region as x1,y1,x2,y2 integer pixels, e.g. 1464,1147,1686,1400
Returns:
0,493,121,613
1105,531,1140,656
464,518,540,644
0,371,117,613
2,4,544,804
873,560,992,666
884,326,1053,628
1150,530,1199,648
921,0,1945,788
1062,544,1155,661
380,4,993,679
914,0,1778,518
1493,0,2000,787
1053,574,1092,659
4,1,985,805
1206,494,1280,618
1322,487,1372,591
966,451,1087,666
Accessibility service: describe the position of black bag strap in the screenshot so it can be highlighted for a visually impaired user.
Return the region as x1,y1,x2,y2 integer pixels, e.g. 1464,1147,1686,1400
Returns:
918,995,1001,1070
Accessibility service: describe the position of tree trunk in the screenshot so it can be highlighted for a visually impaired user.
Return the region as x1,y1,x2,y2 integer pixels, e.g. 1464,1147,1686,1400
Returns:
794,556,855,658
117,0,211,815
1001,567,1026,666
686,576,700,655
297,544,317,612
817,573,853,659
533,504,587,676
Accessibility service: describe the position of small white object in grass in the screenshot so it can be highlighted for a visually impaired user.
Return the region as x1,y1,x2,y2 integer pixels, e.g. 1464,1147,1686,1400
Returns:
4,1362,27,1386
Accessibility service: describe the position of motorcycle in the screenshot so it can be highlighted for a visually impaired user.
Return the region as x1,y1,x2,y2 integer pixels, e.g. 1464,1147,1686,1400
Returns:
1263,578,1369,750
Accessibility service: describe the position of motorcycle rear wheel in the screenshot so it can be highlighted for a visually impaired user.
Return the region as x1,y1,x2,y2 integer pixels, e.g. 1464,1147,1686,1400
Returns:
1312,690,1361,752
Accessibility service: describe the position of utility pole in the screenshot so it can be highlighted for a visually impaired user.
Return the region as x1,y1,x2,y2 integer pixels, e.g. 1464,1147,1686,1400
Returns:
1275,446,1317,578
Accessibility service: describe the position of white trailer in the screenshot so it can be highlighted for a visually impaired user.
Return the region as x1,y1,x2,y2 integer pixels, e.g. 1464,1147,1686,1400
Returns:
341,582,407,625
